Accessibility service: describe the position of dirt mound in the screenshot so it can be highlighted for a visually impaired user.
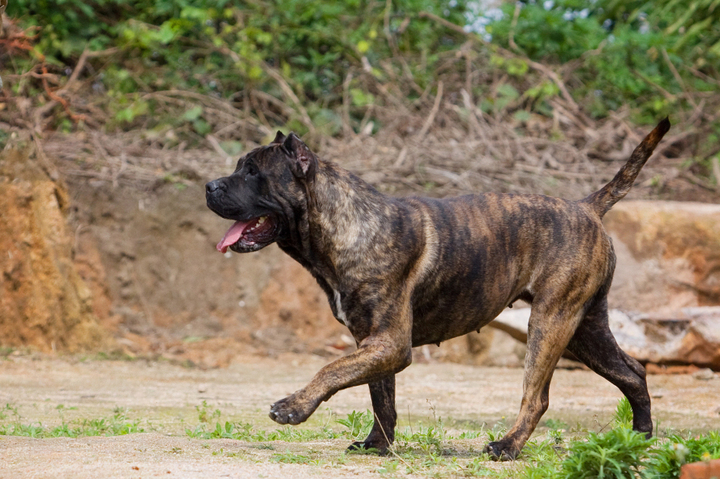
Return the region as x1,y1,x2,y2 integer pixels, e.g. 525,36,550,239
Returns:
0,148,110,352
66,178,348,366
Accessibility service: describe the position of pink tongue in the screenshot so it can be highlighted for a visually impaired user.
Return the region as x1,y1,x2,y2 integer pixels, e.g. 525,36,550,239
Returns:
216,220,251,253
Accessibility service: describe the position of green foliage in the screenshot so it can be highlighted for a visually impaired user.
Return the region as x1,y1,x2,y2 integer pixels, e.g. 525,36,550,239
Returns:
185,420,340,442
0,405,144,438
490,1,607,63
559,427,655,478
271,450,311,464
523,398,720,479
7,0,468,99
195,400,221,424
396,423,445,454
486,0,720,121
6,0,719,146
336,409,374,440
614,396,634,429
648,432,720,478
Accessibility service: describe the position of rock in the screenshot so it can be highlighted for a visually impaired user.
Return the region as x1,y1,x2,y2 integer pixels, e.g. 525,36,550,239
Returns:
680,459,720,479
489,306,720,371
692,368,717,381
606,201,720,315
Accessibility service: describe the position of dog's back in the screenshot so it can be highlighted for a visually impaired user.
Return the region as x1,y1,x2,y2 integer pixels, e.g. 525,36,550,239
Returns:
403,192,611,346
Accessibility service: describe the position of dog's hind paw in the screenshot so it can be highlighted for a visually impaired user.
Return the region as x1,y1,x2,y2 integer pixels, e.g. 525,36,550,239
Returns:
484,440,520,461
346,440,388,455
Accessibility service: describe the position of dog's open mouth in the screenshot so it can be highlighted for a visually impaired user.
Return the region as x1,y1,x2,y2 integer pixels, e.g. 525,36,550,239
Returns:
216,215,278,253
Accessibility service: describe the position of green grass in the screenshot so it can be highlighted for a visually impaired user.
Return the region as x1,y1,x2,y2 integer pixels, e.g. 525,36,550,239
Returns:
0,404,144,438
2,398,719,478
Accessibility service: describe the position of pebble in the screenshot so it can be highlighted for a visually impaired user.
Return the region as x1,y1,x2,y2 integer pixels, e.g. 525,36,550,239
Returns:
692,368,717,381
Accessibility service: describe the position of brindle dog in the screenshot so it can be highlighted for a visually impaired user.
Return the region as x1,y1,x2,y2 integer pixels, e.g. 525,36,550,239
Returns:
206,118,670,460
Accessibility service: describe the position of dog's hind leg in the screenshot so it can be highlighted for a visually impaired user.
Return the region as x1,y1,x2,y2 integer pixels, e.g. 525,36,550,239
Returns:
566,295,652,436
347,375,396,454
485,302,584,460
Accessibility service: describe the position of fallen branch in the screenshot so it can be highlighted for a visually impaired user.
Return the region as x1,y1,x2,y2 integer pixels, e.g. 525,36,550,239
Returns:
416,81,443,141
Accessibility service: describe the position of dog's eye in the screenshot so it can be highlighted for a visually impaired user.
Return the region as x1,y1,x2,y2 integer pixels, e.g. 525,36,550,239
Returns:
245,163,259,179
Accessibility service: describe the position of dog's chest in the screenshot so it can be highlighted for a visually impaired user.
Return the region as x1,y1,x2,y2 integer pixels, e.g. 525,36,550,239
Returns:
332,289,349,327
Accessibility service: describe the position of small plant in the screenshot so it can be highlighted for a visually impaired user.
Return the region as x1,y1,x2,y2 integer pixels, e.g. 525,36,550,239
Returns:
613,396,634,429
548,428,564,445
545,418,569,430
648,432,720,478
0,405,144,438
376,458,400,474
466,456,495,477
196,400,221,424
336,410,374,440
487,419,508,442
559,427,655,478
271,450,311,464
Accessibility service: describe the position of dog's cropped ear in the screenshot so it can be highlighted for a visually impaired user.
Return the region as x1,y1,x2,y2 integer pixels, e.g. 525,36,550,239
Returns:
272,131,287,144
283,133,317,179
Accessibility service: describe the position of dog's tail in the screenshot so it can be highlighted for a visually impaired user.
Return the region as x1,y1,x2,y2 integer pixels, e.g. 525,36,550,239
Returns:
582,117,670,218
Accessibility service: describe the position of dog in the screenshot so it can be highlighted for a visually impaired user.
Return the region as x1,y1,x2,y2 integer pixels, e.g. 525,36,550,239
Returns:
205,118,670,459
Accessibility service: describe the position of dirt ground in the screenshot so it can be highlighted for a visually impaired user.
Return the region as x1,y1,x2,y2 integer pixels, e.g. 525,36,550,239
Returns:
1,355,720,478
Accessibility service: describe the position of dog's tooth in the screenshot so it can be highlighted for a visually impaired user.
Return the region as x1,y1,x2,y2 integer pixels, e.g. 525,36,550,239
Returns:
258,216,266,224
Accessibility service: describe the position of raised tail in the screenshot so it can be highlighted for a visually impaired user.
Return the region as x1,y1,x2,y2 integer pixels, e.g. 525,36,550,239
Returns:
582,117,670,218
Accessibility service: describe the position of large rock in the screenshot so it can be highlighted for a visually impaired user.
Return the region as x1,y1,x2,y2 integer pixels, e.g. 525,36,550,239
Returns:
490,306,720,370
606,200,720,314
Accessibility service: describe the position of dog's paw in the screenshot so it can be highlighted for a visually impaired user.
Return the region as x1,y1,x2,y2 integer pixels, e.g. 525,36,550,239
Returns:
268,393,315,425
346,439,389,455
484,440,520,461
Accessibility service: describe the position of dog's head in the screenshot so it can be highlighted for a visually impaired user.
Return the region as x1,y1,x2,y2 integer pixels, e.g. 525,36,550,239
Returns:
206,131,317,253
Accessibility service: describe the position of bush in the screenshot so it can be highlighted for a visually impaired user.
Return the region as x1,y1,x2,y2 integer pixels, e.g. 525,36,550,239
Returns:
485,0,720,121
7,0,468,99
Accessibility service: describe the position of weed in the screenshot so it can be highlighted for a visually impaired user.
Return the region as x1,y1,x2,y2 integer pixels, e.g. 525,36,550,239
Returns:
559,427,655,478
648,431,720,478
377,459,400,474
271,450,311,464
487,419,508,442
195,400,221,424
0,404,144,438
466,456,495,477
336,409,374,440
544,418,569,430
613,396,634,429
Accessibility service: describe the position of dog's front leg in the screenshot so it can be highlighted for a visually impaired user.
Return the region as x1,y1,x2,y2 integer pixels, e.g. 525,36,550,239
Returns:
348,376,396,454
269,299,412,427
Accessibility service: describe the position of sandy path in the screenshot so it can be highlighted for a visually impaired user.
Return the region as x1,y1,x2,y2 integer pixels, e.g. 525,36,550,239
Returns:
1,355,719,478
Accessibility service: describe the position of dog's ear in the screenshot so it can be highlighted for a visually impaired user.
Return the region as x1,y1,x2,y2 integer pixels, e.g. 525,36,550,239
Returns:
283,133,316,178
272,131,287,144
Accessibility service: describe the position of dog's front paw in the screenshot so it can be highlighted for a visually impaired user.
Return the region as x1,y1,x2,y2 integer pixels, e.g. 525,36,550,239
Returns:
484,440,520,461
269,393,316,425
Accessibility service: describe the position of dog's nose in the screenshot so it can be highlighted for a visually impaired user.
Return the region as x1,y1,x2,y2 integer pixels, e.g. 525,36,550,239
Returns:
205,179,225,194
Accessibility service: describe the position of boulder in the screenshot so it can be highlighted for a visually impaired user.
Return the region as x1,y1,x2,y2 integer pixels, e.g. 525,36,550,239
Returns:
606,200,720,314
489,306,720,371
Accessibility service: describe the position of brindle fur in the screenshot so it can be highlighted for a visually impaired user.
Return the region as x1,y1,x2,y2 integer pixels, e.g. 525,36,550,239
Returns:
206,119,671,460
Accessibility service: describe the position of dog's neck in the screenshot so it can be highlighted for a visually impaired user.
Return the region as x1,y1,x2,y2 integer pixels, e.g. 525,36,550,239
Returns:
295,160,393,289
